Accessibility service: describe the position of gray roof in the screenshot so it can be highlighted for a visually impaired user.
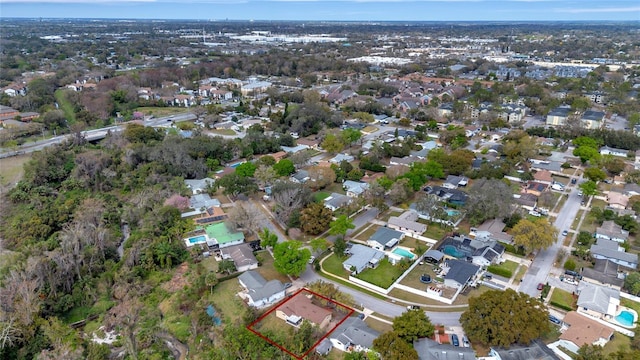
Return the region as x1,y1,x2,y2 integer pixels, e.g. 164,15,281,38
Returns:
190,193,221,210
343,244,386,274
324,193,351,209
330,153,355,163
369,227,404,248
238,270,285,303
291,170,309,182
577,282,619,315
414,338,476,360
596,220,628,241
221,243,258,268
184,177,215,192
444,259,480,285
315,339,333,355
590,244,638,265
491,339,560,360
582,110,605,121
331,317,379,350
548,107,571,117
582,259,624,288
388,216,426,234
343,180,369,195
424,250,444,262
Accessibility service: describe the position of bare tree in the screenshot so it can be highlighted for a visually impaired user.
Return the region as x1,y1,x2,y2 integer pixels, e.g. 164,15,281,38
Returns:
271,181,312,225
226,202,265,235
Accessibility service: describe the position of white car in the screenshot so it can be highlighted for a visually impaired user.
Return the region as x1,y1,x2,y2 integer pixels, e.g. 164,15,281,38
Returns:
309,256,316,264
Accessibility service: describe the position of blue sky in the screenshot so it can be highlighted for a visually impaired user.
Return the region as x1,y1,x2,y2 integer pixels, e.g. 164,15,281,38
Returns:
1,0,639,21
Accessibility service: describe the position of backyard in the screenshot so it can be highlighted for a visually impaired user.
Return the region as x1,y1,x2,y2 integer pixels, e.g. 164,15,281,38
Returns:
355,258,408,289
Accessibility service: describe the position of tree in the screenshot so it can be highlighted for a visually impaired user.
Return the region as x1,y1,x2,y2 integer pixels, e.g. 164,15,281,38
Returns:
388,178,413,205
217,173,258,198
254,165,277,188
602,157,626,176
329,215,355,240
511,218,558,253
460,289,550,347
624,272,640,296
466,178,514,226
577,344,605,360
373,331,419,360
272,241,311,277
226,203,264,235
310,238,330,254
259,228,279,248
564,259,577,271
363,181,388,212
333,237,347,258
573,146,600,164
580,180,598,196
218,259,237,275
341,128,362,148
321,133,345,153
392,309,435,342
307,165,337,189
271,181,313,225
300,203,333,235
235,162,257,177
205,272,219,295
273,159,295,176
583,167,607,182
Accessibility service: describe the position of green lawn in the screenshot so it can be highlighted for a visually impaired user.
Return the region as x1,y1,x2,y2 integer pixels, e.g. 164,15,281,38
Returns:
621,298,640,315
136,106,190,117
354,225,381,242
515,265,528,282
423,224,449,241
603,333,632,356
313,191,330,203
255,250,290,284
550,288,577,310
365,317,393,334
210,129,237,136
54,89,77,123
0,153,30,186
208,278,246,326
355,258,407,289
494,260,519,274
322,253,349,279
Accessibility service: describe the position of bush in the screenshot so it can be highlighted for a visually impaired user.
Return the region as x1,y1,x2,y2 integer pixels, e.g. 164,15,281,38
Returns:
561,162,572,169
487,265,513,278
550,301,574,312
564,259,576,271
503,243,526,256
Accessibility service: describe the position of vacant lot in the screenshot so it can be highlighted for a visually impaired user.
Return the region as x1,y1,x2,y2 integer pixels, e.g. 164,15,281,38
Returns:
0,153,30,186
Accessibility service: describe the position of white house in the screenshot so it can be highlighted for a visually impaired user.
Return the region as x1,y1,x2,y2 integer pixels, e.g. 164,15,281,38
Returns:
328,317,379,353
238,271,286,308
343,180,369,197
388,211,426,237
600,146,628,158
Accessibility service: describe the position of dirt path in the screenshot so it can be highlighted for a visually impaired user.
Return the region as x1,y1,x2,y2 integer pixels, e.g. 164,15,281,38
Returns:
156,331,188,360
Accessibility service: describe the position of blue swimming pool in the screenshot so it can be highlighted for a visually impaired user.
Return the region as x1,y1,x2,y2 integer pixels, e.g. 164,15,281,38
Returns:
442,245,465,259
392,248,416,260
615,310,635,327
188,235,207,245
446,209,460,217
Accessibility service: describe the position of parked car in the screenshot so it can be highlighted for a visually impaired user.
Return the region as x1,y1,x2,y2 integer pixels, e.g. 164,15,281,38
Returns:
571,178,577,185
451,334,459,347
462,336,470,347
549,315,562,325
407,305,421,310
308,256,316,264
562,230,568,236
537,283,544,291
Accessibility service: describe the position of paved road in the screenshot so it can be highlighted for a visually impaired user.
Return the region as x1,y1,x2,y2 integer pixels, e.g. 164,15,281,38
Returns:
298,265,462,326
519,179,583,296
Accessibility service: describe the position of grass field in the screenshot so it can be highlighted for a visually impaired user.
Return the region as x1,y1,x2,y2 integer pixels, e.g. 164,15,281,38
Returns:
550,288,576,310
254,250,290,284
209,129,237,136
355,259,406,289
136,106,190,117
313,191,330,203
322,253,349,279
0,153,30,186
493,260,519,275
208,278,246,326
54,89,77,123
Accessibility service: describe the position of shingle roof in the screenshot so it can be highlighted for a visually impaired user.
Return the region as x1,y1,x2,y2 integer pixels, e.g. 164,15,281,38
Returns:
369,227,404,248
577,282,620,315
444,259,480,286
330,317,379,350
414,338,476,360
343,244,385,274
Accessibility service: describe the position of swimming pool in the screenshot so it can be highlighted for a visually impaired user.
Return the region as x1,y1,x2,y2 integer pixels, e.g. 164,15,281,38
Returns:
392,248,416,260
446,209,460,217
187,235,207,245
614,310,636,327
442,245,465,259
229,161,245,168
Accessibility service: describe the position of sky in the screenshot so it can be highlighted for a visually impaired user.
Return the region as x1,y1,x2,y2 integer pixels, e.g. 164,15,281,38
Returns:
1,0,639,22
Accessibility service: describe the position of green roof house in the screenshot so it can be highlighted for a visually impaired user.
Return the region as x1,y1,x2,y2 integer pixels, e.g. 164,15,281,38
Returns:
205,222,245,249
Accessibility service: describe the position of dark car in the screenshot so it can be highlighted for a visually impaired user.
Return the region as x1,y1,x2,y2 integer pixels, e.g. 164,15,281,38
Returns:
549,315,562,325
451,334,459,347
571,178,577,185
537,283,544,291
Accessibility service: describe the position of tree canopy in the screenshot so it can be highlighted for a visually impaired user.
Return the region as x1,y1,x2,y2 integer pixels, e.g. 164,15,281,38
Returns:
511,218,558,253
272,240,311,277
329,215,355,240
460,289,550,347
392,309,435,343
466,178,514,226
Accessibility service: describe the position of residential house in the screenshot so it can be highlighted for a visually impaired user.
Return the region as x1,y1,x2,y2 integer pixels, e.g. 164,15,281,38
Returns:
389,156,415,167
238,270,286,308
581,259,625,290
441,259,480,289
240,81,272,96
388,211,426,237
529,159,563,172
187,193,221,211
324,193,352,212
557,312,614,354
276,294,332,329
184,206,227,225
185,177,215,194
423,186,468,206
327,316,379,353
442,175,468,189
533,170,553,184
221,243,258,272
411,141,438,159
525,181,549,197
367,227,404,251
438,235,505,266
413,338,477,360
290,170,310,184
606,192,629,210
600,146,628,158
581,110,605,129
343,244,385,274
281,144,310,154
343,180,369,197
489,340,560,360
595,220,629,243
576,282,620,320
423,249,445,264
204,222,245,250
329,153,355,164
590,238,638,269
623,183,640,197
546,107,571,126
296,137,320,150
514,193,538,211
474,219,514,244
438,103,454,118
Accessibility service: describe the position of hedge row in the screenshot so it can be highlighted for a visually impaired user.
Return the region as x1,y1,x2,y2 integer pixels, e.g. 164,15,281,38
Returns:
487,265,513,278
550,301,574,312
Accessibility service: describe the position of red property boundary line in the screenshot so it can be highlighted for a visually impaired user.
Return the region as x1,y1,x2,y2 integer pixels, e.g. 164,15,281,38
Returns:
247,288,355,359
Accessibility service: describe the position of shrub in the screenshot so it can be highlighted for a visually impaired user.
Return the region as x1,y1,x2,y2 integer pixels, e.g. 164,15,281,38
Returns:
487,265,513,278
564,259,576,271
550,301,574,312
561,162,572,169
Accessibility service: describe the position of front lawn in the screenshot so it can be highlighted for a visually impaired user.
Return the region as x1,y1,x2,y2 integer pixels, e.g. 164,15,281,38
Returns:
355,258,407,289
322,253,349,279
210,129,236,136
255,250,290,284
549,288,577,311
313,191,330,203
